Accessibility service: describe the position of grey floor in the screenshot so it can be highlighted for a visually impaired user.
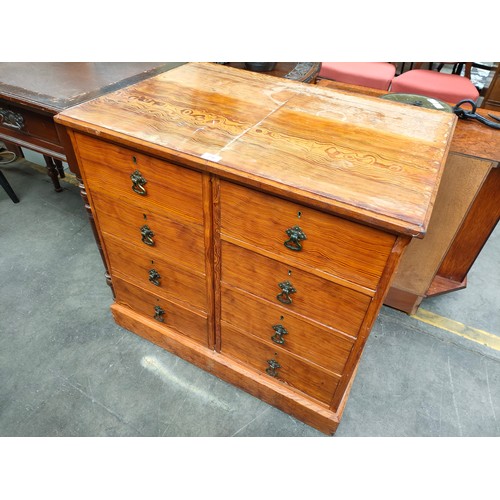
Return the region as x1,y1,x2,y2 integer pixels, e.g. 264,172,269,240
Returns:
1,157,499,438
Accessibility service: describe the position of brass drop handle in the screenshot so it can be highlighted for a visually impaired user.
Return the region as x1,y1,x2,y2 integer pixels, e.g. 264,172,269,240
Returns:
0,107,25,130
131,169,147,196
149,269,161,286
271,324,288,345
277,280,296,304
154,305,165,322
284,225,307,251
140,225,155,246
266,359,281,377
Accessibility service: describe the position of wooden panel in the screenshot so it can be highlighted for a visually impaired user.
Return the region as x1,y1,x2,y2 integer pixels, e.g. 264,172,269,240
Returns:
55,62,455,238
383,287,423,315
103,233,207,312
221,322,340,405
221,241,371,336
435,166,500,283
388,154,491,297
74,132,204,226
113,276,208,345
90,192,206,275
220,180,395,290
221,285,354,375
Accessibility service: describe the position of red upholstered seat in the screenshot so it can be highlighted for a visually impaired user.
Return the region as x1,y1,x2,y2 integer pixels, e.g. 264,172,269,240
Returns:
390,69,479,104
319,62,396,90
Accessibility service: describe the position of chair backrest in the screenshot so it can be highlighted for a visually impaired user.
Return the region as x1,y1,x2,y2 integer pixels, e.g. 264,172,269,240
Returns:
412,62,472,79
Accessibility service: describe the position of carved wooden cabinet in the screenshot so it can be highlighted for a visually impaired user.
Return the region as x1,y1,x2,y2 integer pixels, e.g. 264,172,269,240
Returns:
55,62,455,434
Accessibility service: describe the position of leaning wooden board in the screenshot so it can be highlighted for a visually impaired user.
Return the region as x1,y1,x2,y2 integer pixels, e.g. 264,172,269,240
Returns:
55,62,455,434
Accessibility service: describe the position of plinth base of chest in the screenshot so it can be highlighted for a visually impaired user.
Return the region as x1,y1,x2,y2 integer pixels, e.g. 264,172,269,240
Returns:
111,303,357,435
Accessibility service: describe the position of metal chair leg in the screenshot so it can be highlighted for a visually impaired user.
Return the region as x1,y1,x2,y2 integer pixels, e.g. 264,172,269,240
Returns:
0,170,20,203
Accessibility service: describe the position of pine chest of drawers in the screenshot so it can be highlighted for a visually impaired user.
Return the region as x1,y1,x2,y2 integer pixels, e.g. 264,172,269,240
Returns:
55,62,456,434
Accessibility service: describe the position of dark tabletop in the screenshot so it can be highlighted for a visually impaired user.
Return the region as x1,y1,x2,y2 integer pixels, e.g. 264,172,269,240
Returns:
0,62,185,113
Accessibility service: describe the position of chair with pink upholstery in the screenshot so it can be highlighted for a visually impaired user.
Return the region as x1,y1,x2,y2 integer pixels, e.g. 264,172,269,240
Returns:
390,62,479,104
318,62,396,90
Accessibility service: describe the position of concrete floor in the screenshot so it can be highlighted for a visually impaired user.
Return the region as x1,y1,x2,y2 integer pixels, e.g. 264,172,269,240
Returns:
0,157,499,437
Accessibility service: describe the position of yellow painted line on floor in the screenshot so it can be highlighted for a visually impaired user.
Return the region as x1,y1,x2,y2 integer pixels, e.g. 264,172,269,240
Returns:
411,308,500,352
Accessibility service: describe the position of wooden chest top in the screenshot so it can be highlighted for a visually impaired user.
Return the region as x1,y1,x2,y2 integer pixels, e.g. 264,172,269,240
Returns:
55,62,456,237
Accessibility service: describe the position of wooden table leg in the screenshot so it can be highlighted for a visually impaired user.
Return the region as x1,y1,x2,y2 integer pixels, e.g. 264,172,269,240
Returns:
53,158,65,178
43,154,63,192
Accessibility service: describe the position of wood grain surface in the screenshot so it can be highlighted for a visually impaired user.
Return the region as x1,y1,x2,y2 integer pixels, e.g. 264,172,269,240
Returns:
317,78,500,163
55,62,456,237
220,180,396,290
220,322,341,405
74,132,205,226
113,277,209,346
90,193,206,275
221,285,354,375
220,241,371,336
103,233,208,312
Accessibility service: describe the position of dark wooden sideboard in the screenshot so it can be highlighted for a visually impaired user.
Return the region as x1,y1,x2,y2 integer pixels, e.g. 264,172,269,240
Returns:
0,62,184,191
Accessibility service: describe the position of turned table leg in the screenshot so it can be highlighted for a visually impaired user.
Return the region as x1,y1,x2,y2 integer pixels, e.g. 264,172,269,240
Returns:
43,154,64,192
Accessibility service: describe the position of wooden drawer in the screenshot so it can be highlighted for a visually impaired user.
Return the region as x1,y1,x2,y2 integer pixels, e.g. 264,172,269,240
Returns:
221,285,354,375
221,322,340,405
91,192,206,275
113,277,208,345
0,100,63,154
103,233,208,312
220,181,396,290
221,241,370,336
74,132,204,225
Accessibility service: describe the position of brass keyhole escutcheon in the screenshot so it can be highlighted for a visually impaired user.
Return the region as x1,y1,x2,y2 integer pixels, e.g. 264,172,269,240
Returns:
284,225,307,251
277,280,296,304
140,225,155,246
271,324,288,345
149,269,161,286
131,169,147,196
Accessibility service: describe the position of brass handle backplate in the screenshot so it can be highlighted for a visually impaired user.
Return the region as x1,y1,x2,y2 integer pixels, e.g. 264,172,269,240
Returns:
154,305,165,322
149,269,161,286
131,170,147,195
277,280,296,304
284,225,307,251
140,225,155,246
0,107,24,130
271,324,288,344
266,359,281,377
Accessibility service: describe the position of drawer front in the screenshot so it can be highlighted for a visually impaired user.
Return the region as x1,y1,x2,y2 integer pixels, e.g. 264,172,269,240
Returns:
91,193,206,275
75,132,204,225
220,181,396,289
221,242,370,336
103,233,207,312
221,322,340,405
0,100,61,147
113,277,208,345
221,285,354,375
